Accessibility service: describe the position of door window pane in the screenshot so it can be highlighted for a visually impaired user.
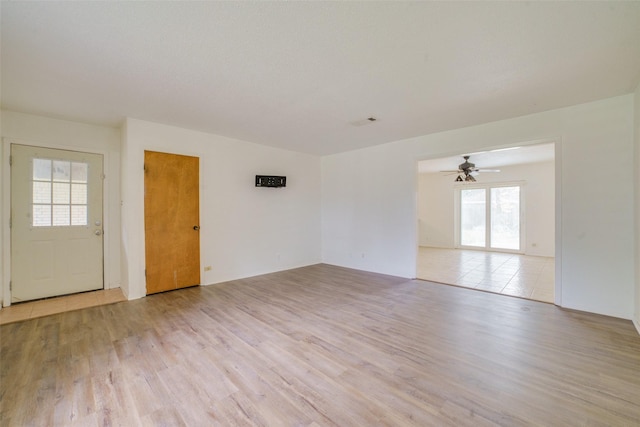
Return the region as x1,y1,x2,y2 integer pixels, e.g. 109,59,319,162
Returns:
33,205,52,227
71,206,87,226
32,158,89,227
33,182,51,204
71,183,87,204
72,162,88,183
491,186,520,250
33,159,51,181
52,182,70,204
460,188,486,247
52,161,71,182
52,205,70,226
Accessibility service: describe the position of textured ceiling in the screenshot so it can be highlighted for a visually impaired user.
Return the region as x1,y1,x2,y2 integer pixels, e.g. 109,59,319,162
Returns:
2,2,640,155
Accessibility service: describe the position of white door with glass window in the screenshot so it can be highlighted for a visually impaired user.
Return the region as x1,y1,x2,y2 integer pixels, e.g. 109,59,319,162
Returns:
459,185,522,252
11,145,104,302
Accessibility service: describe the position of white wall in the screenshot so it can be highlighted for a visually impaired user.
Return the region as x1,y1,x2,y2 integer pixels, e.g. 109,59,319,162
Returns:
322,95,635,320
417,171,455,249
0,113,4,307
1,97,635,325
121,118,321,299
634,82,640,334
418,161,555,257
0,110,122,306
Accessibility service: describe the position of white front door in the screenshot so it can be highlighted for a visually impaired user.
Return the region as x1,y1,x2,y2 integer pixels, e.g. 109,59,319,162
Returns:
11,144,104,302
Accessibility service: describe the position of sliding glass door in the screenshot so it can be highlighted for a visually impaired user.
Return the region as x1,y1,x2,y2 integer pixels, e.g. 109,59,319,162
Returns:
490,186,520,250
459,185,522,252
460,188,486,247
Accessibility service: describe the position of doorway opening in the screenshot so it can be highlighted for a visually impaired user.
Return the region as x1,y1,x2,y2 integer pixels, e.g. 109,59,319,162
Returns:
416,143,556,303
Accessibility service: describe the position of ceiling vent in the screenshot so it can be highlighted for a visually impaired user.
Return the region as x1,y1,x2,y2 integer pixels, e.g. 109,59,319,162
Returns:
350,117,379,127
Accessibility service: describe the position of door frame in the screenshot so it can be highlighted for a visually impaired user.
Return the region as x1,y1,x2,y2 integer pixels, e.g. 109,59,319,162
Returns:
120,145,203,300
413,137,562,307
143,150,201,294
1,138,114,307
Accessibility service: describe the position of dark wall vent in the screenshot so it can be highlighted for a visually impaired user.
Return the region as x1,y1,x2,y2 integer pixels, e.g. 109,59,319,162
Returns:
255,175,286,188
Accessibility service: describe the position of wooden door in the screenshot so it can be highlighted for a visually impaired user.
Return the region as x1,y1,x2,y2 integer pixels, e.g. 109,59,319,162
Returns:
144,151,200,294
11,144,104,302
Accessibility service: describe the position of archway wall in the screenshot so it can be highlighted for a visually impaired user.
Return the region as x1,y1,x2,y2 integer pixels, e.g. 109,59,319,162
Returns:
322,95,635,320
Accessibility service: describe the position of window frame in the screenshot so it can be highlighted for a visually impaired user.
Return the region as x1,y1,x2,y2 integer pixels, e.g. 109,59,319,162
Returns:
31,157,90,228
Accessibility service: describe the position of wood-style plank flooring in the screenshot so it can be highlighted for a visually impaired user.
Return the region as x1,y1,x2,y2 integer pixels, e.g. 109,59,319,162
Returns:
1,264,639,426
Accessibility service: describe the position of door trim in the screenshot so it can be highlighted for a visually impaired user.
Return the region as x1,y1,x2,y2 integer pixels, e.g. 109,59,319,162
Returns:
413,137,561,306
2,138,113,307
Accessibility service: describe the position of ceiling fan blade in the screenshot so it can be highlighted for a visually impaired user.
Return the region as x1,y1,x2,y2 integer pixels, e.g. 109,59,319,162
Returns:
475,169,501,173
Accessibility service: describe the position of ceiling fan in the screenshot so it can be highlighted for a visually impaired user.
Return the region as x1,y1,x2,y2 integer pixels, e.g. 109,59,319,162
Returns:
441,155,500,182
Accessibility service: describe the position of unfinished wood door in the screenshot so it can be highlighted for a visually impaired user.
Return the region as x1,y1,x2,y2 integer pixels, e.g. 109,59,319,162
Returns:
144,151,200,294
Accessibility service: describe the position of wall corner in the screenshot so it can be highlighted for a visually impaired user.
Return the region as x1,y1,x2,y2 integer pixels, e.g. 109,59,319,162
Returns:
634,81,640,334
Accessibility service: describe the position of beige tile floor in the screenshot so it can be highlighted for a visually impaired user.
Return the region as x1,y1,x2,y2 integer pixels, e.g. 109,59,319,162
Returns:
0,288,126,325
417,247,555,303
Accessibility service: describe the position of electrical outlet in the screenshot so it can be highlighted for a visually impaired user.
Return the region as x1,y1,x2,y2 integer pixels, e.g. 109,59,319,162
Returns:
204,266,212,272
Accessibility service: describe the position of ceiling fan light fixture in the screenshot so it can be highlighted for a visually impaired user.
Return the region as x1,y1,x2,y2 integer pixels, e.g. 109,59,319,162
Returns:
455,175,463,182
464,174,476,182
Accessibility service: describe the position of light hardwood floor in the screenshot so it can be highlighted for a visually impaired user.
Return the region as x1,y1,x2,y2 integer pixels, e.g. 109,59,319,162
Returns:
1,264,639,426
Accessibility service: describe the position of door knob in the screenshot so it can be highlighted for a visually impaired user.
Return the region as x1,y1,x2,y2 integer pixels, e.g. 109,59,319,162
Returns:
193,225,200,231
95,230,103,236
